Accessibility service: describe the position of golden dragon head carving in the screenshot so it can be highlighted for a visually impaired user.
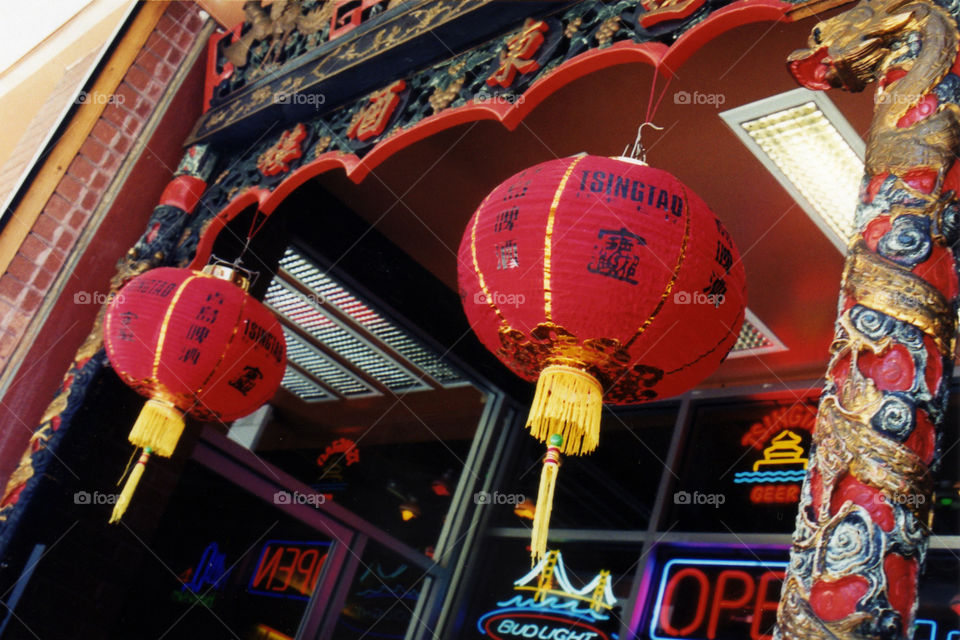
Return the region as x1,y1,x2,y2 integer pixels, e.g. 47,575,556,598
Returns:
788,0,923,91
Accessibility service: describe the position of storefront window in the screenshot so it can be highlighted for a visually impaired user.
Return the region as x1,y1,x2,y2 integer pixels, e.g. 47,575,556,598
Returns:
490,404,676,531
931,392,960,536
245,244,491,554
115,461,343,639
333,541,428,639
259,434,477,554
665,397,819,533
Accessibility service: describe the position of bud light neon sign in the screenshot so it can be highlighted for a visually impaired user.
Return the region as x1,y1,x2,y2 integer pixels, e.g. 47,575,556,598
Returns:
476,551,619,640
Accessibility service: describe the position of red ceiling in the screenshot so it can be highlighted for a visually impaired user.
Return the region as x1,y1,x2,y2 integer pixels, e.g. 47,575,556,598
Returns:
312,10,878,391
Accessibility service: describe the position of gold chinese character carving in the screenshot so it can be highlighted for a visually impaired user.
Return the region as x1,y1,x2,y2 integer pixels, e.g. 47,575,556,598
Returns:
257,123,308,176
346,80,406,141
487,18,549,89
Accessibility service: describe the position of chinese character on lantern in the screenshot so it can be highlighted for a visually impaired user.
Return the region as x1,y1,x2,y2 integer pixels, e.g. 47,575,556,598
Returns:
486,19,548,89
495,240,520,270
588,227,646,285
346,80,406,142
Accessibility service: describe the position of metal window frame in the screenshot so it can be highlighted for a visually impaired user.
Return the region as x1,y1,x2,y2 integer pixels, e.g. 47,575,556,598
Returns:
191,381,517,639
192,427,441,639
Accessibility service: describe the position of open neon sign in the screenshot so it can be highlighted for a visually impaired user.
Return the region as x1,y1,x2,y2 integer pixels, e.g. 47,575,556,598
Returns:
647,558,955,640
648,558,785,640
247,539,330,601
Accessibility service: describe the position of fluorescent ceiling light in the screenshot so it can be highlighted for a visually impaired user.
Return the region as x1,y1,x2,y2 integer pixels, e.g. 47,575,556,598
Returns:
720,88,865,253
727,308,787,359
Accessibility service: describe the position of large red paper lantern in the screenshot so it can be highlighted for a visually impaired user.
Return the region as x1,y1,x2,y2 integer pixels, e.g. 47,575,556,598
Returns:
104,264,286,520
458,154,746,559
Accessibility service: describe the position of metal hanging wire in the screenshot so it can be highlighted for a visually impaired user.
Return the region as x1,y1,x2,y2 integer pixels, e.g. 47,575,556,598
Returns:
623,122,664,163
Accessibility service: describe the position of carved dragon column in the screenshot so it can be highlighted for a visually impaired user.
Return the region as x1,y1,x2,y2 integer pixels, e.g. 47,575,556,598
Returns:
775,0,960,638
0,144,218,555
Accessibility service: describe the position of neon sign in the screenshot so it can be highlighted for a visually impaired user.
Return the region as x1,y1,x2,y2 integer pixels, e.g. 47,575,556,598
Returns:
248,539,330,601
740,405,815,450
476,551,619,640
734,420,812,505
173,541,230,606
647,558,957,640
316,438,359,467
648,558,785,640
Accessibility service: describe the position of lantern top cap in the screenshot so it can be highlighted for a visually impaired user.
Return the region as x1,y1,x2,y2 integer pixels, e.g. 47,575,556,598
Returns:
202,263,251,290
612,156,649,166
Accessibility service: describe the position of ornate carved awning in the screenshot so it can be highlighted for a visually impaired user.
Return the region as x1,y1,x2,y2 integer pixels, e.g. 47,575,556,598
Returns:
187,0,569,145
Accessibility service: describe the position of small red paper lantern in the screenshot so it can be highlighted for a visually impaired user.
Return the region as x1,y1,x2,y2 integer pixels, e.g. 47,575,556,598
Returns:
458,154,746,559
104,264,286,520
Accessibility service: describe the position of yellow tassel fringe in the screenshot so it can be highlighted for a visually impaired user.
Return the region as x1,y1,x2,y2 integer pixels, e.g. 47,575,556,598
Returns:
110,449,150,523
526,364,602,456
128,399,185,457
531,445,561,565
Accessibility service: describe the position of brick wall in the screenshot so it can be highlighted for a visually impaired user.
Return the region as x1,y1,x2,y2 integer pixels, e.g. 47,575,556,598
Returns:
0,2,207,372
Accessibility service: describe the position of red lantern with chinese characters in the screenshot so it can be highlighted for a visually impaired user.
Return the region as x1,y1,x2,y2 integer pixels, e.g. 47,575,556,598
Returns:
458,154,746,560
104,264,286,521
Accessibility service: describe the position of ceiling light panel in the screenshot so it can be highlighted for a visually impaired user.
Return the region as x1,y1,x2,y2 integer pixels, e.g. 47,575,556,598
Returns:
720,88,865,253
281,366,333,402
268,283,429,393
282,328,378,397
278,249,467,387
727,308,787,358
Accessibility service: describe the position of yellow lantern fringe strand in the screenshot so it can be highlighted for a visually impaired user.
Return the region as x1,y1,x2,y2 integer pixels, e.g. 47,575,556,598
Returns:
109,398,186,522
110,448,152,523
526,364,602,456
531,435,563,564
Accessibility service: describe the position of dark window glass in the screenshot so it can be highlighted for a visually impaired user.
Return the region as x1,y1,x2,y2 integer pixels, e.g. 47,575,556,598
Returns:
259,434,475,554
931,391,959,536
665,398,818,533
333,541,427,639
667,390,959,535
115,461,336,639
492,404,676,530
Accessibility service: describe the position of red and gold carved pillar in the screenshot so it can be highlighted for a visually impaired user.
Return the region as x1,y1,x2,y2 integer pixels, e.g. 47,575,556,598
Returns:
776,0,960,638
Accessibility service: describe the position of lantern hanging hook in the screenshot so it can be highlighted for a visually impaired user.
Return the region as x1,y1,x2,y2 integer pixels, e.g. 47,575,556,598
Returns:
623,122,663,164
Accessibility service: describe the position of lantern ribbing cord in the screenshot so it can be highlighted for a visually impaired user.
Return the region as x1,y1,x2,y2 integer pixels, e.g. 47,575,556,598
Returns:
234,208,270,267
627,68,673,162
647,68,673,123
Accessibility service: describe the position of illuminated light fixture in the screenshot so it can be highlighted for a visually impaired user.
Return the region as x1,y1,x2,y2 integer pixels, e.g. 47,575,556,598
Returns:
727,308,787,359
720,88,865,253
399,500,421,521
513,497,536,520
387,480,421,521
431,470,453,497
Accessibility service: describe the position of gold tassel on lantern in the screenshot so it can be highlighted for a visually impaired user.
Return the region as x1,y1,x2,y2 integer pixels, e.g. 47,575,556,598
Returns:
526,364,602,455
109,398,185,523
110,448,152,523
127,398,185,457
530,434,563,564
